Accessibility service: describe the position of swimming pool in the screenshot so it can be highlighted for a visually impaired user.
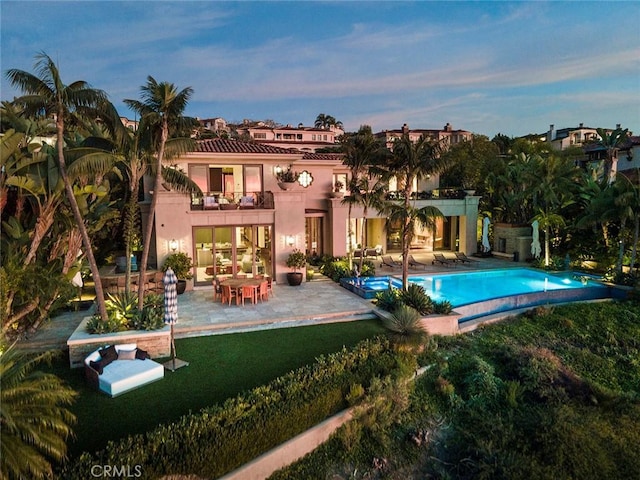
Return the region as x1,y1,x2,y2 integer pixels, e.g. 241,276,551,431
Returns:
340,268,611,320
408,269,604,307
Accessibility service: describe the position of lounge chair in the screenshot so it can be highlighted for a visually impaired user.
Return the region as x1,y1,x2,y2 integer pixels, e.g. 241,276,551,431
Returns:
381,255,401,268
455,252,478,263
432,253,456,267
408,254,428,270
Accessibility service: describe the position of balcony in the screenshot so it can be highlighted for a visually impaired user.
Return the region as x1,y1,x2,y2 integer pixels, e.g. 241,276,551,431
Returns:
190,191,274,211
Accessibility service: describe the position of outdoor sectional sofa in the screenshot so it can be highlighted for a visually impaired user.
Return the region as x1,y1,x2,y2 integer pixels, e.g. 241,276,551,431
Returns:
84,343,164,397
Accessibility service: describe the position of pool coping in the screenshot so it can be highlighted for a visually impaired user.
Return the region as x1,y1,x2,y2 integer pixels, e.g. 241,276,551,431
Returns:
347,268,625,334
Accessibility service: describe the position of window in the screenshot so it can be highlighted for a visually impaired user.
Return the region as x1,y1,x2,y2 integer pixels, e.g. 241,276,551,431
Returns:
189,164,263,204
298,170,314,188
254,133,267,139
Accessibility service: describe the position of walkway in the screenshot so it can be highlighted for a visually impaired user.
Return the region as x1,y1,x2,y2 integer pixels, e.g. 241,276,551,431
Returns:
18,253,518,352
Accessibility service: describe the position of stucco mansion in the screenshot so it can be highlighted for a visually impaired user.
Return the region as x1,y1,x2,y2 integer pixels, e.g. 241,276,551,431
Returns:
142,122,480,286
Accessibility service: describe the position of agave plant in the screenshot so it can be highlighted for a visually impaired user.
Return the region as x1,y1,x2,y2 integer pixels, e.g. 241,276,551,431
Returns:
383,304,428,348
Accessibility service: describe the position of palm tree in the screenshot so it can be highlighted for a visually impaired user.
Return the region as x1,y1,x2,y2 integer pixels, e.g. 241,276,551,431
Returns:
385,203,443,288
345,175,387,274
528,154,580,266
314,113,343,130
385,134,449,289
612,172,640,273
0,346,77,479
5,52,110,321
596,127,629,184
124,76,194,310
340,126,389,268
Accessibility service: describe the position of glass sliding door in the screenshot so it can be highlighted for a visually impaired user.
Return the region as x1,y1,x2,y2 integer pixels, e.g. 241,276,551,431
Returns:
194,227,214,283
193,225,272,285
305,217,323,256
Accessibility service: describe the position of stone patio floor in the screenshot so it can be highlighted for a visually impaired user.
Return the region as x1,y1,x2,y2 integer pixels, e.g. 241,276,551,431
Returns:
18,253,519,352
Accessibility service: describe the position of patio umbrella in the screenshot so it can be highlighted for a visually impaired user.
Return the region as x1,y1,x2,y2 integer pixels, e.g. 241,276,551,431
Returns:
531,220,542,259
481,217,491,253
163,267,189,371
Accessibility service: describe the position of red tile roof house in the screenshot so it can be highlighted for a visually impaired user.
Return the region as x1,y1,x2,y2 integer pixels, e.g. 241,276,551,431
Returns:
141,137,480,289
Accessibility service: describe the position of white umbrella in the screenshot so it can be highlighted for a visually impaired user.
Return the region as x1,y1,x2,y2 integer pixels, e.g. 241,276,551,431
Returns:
481,217,491,253
163,267,188,371
531,220,542,259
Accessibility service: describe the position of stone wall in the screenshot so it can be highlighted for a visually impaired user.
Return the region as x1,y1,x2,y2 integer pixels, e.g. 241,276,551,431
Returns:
67,317,171,368
493,224,531,260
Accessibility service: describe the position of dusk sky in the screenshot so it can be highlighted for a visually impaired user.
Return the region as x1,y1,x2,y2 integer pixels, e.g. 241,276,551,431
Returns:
1,1,639,138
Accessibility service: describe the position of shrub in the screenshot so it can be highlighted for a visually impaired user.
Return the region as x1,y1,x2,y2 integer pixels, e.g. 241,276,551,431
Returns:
60,338,404,479
374,288,402,312
162,252,194,279
400,284,433,315
433,300,453,315
85,292,164,334
319,256,376,282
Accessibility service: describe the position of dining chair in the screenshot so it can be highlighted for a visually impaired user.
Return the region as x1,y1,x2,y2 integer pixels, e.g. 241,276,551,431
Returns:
266,277,274,297
221,284,238,306
236,274,247,279
212,278,223,302
258,281,269,302
241,285,256,305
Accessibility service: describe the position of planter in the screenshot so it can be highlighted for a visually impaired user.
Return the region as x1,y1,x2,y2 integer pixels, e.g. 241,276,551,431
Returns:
67,317,171,368
329,191,344,198
176,279,187,294
278,181,297,191
286,272,303,286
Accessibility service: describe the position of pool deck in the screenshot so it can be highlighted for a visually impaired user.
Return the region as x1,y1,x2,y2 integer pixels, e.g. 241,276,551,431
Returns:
19,253,523,352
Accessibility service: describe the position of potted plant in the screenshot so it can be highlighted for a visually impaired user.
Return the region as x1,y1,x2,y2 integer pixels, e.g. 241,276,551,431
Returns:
330,180,344,198
162,252,194,294
276,165,299,190
285,249,306,286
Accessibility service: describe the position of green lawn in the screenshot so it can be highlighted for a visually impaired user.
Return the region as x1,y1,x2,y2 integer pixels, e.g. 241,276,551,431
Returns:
45,319,386,458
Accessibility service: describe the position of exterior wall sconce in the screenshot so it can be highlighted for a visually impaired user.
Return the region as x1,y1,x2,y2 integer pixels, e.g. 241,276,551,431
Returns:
169,239,178,252
286,235,295,247
274,165,283,176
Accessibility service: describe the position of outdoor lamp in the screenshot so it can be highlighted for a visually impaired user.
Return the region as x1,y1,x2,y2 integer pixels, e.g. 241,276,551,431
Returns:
169,239,178,252
274,165,283,176
286,235,295,247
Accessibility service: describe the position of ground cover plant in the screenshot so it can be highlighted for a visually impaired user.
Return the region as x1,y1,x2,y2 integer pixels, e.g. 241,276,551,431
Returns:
270,300,640,479
42,319,385,460
60,335,407,479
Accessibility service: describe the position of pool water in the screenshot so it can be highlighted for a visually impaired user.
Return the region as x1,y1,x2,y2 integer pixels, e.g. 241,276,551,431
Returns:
343,268,604,306
408,269,602,307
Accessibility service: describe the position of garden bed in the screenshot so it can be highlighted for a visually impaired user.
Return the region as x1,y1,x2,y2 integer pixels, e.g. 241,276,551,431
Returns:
66,317,171,368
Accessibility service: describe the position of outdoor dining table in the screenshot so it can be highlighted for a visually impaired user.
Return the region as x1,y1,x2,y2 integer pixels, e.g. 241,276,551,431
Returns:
220,278,263,304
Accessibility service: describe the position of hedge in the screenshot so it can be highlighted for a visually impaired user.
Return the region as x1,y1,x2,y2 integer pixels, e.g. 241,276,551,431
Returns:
60,337,401,479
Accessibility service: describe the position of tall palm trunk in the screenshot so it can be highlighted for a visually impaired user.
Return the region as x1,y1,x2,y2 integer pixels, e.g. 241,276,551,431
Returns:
137,121,168,311
401,184,411,290
55,107,108,321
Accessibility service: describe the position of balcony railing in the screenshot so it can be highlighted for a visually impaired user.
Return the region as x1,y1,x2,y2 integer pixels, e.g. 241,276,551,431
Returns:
190,191,274,211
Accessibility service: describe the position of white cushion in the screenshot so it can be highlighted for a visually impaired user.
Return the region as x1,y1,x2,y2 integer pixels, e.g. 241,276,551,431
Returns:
99,359,164,397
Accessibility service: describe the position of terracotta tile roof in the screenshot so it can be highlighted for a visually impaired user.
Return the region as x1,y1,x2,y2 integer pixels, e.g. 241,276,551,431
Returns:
302,152,345,161
195,138,300,155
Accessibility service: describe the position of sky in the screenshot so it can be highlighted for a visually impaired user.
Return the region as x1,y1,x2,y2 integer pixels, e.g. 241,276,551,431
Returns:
1,1,639,138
